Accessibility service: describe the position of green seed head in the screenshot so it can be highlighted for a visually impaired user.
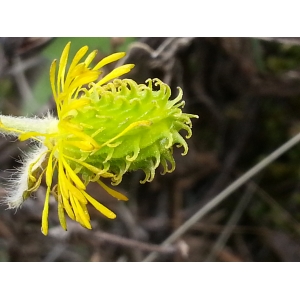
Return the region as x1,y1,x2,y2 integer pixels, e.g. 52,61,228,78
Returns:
63,78,198,185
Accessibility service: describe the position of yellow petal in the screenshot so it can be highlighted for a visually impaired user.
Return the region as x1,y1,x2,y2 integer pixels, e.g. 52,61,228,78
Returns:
61,98,91,119
93,52,126,70
50,60,57,101
60,121,100,149
58,161,75,220
82,190,117,219
45,149,55,187
57,42,71,93
100,120,151,149
65,140,95,151
85,50,98,67
63,154,114,178
68,45,89,77
62,155,86,190
67,71,99,95
97,179,128,201
58,200,67,231
41,186,51,235
97,64,135,86
72,195,91,229
65,179,87,204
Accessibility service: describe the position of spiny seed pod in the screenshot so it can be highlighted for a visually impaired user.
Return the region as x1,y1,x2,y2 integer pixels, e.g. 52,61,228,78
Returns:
66,78,196,186
0,42,198,235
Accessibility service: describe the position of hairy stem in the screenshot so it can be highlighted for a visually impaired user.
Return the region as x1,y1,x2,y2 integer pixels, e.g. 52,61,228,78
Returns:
0,115,58,137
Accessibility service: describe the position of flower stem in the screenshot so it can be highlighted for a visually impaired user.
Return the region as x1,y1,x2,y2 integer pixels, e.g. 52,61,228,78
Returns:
0,115,58,137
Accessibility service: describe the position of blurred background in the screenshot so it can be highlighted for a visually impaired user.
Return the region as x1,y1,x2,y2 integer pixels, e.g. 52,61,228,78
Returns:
1,37,300,262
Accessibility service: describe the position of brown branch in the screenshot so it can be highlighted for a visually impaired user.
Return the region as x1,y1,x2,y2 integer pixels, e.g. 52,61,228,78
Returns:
92,230,176,255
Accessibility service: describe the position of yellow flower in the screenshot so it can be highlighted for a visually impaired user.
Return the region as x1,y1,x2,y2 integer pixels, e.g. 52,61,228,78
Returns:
1,42,133,235
0,42,198,235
